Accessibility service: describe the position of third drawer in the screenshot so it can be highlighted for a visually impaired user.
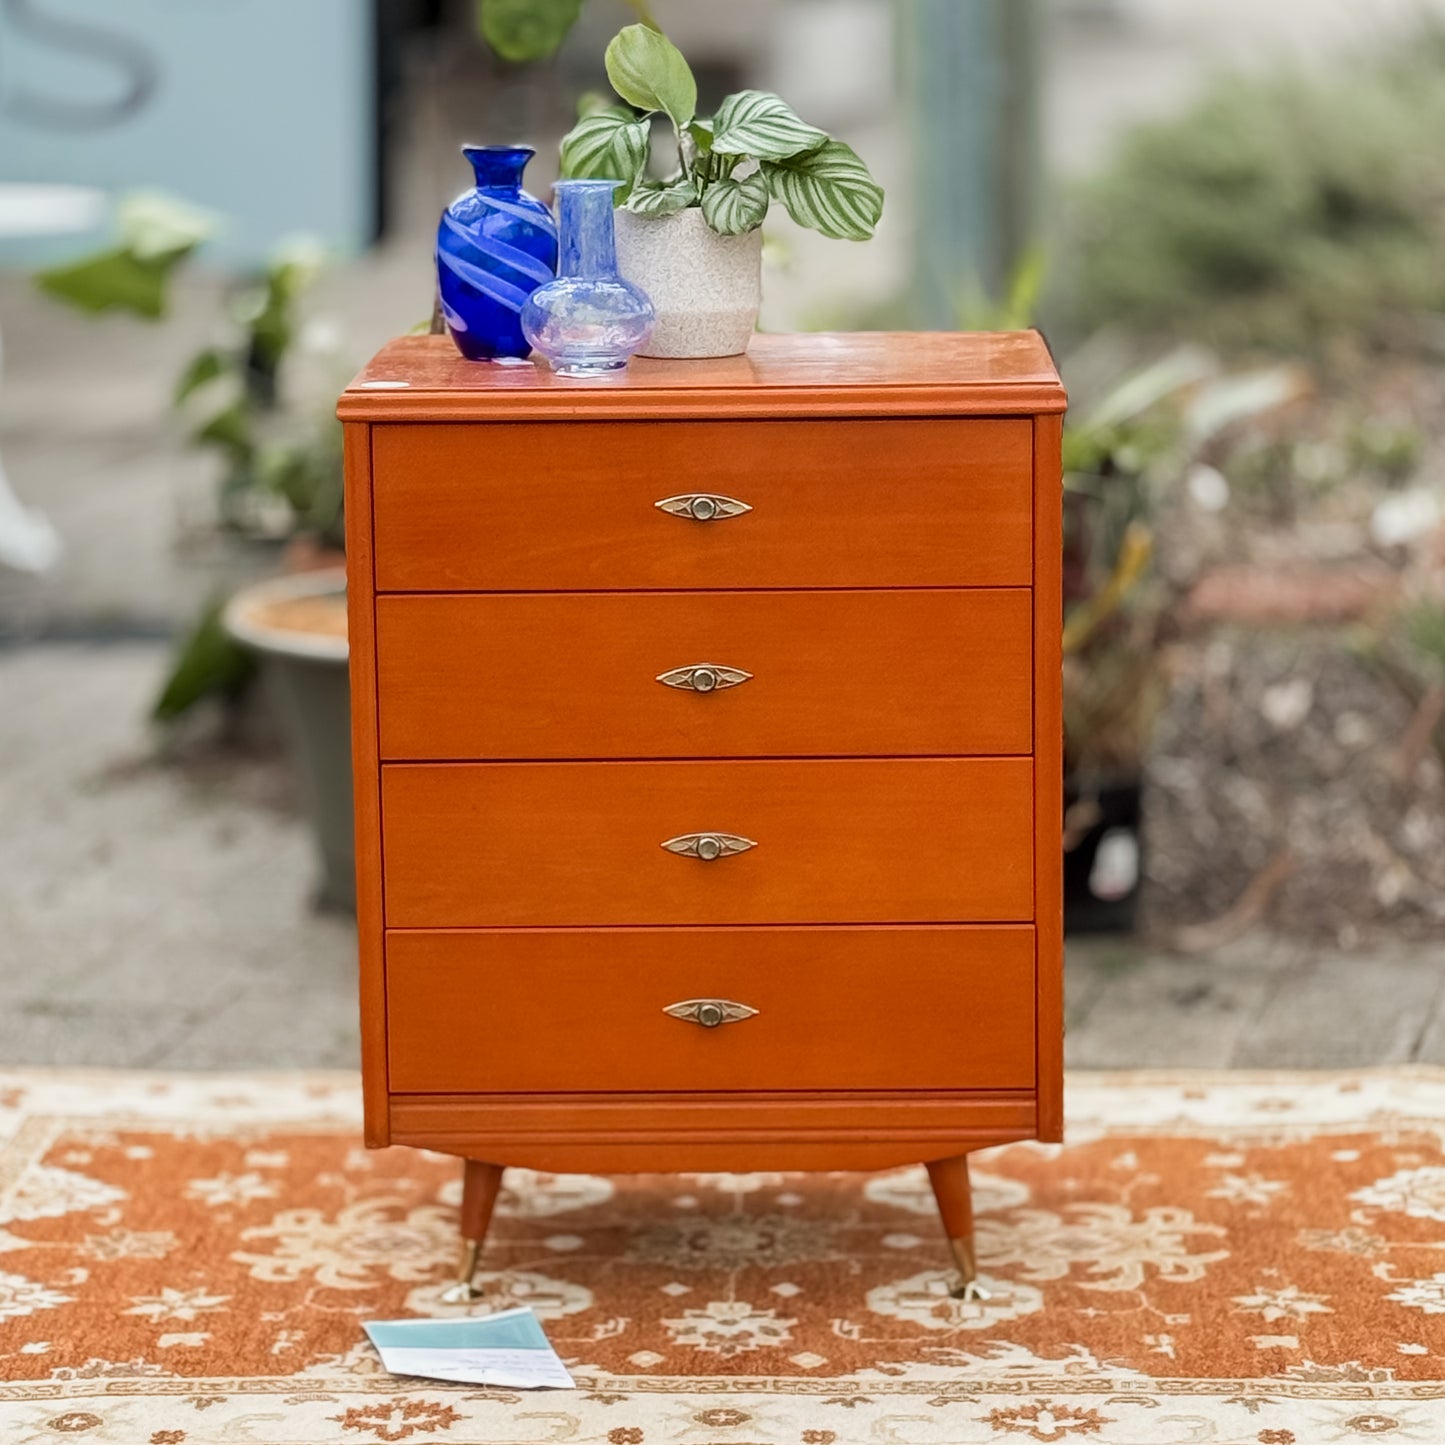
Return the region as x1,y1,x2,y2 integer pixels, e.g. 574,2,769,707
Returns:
381,757,1035,927
375,589,1032,759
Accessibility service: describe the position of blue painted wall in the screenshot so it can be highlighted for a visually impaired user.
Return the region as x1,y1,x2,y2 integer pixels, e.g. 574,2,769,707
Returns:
0,0,373,266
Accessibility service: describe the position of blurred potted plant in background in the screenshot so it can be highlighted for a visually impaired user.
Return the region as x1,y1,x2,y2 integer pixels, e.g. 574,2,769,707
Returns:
558,23,884,357
1061,348,1309,930
37,206,356,909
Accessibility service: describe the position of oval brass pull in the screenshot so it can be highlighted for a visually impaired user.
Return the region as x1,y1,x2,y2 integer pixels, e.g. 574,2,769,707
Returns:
661,832,756,861
656,663,752,694
663,998,758,1028
655,492,751,523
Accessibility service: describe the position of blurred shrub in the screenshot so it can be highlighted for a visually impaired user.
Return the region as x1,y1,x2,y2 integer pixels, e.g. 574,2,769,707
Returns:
1068,26,1445,355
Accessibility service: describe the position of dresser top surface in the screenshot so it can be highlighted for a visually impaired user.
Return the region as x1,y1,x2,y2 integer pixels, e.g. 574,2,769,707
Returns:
339,331,1065,423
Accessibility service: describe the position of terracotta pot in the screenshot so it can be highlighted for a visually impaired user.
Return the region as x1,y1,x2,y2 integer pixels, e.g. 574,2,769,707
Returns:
614,206,762,359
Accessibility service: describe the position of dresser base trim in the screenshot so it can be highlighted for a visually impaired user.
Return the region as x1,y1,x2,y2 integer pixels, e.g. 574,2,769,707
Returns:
387,1091,1036,1172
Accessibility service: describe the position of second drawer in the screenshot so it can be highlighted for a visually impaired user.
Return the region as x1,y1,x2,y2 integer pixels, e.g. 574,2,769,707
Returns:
381,757,1035,927
375,589,1032,759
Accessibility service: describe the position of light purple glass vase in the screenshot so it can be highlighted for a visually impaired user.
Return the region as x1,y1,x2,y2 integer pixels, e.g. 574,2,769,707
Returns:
521,180,655,377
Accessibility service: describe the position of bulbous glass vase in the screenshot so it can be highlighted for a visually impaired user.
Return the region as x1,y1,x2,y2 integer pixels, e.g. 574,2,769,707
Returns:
522,180,655,377
436,145,557,361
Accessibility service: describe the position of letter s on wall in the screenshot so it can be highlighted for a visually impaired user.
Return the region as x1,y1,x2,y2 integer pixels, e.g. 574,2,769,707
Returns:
1,0,159,131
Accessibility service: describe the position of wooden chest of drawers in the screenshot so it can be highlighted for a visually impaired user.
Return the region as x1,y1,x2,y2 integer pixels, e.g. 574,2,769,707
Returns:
340,331,1066,1300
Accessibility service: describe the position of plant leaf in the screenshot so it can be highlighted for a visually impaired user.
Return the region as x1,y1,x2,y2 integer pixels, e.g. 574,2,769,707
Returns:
560,108,650,198
605,23,696,128
193,400,253,460
689,117,715,153
152,599,257,723
700,171,770,234
765,140,884,241
625,176,698,217
476,0,583,61
34,248,174,319
174,347,230,404
712,89,828,161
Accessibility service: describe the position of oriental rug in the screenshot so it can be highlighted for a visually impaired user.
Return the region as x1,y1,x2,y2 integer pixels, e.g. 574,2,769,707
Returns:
2,1069,1445,1443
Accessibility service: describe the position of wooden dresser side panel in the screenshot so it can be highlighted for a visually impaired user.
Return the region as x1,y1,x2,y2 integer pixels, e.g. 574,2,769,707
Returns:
343,421,389,1146
1033,410,1066,1142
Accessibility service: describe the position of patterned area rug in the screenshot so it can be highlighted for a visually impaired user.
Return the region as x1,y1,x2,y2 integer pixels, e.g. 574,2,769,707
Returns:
2,1071,1445,1442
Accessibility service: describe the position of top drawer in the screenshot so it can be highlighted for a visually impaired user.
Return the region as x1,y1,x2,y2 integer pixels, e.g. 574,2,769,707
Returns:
371,418,1032,592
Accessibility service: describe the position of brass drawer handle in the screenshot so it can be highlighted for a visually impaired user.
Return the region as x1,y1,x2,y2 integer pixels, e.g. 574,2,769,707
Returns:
655,492,751,522
656,663,752,694
664,998,758,1028
661,831,756,861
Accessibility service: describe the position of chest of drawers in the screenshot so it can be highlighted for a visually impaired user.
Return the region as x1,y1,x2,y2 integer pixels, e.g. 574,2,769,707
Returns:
340,331,1066,1301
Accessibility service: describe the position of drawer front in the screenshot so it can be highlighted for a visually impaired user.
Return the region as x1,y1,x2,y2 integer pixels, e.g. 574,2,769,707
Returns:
371,418,1032,591
382,758,1034,927
376,589,1032,760
386,925,1036,1093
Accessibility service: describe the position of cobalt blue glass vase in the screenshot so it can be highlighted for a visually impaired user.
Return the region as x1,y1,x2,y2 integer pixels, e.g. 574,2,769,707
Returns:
436,145,557,361
521,180,654,376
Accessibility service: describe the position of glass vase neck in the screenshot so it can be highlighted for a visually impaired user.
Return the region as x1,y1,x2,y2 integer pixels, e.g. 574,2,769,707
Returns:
555,180,620,280
463,145,534,193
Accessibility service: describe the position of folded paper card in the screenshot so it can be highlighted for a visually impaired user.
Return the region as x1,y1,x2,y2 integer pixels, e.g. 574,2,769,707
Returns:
363,1307,574,1389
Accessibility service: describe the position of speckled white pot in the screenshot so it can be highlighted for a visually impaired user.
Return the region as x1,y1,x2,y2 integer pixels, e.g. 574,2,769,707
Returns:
614,207,762,359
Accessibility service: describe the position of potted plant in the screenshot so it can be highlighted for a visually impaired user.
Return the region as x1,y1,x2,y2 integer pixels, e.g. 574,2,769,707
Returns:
38,209,356,909
162,249,354,909
558,23,884,357
1061,350,1308,931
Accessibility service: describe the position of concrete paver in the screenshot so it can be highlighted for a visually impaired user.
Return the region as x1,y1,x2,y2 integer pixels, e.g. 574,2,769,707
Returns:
0,642,357,1069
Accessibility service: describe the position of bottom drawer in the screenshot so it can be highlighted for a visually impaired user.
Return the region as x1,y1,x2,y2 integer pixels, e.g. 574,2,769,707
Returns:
386,926,1035,1094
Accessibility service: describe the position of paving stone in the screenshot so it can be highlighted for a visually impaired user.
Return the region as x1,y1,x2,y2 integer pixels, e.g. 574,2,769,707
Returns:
1410,995,1445,1067
0,1001,200,1069
1231,951,1445,1069
148,990,360,1071
1064,945,1296,1070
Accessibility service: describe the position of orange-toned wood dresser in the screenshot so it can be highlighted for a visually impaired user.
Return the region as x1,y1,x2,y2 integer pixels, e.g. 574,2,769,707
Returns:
339,331,1066,1300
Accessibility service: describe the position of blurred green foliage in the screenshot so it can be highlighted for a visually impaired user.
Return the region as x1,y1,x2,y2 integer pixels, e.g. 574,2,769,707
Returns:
1062,351,1308,775
35,194,215,319
172,239,345,549
475,0,658,61
1068,26,1445,354
151,598,256,724
37,206,345,724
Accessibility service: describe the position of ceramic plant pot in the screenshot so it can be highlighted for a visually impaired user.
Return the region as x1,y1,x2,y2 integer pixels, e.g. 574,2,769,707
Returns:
436,145,558,361
614,206,762,359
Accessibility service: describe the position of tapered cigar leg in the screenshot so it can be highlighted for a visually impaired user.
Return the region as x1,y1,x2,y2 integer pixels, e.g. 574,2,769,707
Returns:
926,1153,991,1302
441,1159,504,1304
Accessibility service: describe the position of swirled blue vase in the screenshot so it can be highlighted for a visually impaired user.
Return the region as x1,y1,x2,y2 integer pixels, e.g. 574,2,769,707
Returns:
436,145,557,361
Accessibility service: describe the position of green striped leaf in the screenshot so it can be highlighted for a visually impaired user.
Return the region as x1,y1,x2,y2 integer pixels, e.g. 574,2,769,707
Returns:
560,108,650,198
711,90,827,161
700,172,770,235
624,177,698,218
765,140,884,241
605,23,696,128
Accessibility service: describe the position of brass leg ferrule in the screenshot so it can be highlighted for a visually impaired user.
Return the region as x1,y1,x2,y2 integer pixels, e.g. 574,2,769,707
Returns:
439,1239,484,1304
947,1236,991,1302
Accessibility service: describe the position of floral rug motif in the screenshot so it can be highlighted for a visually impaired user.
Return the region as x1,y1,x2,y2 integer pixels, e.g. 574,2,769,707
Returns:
2,1069,1445,1442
